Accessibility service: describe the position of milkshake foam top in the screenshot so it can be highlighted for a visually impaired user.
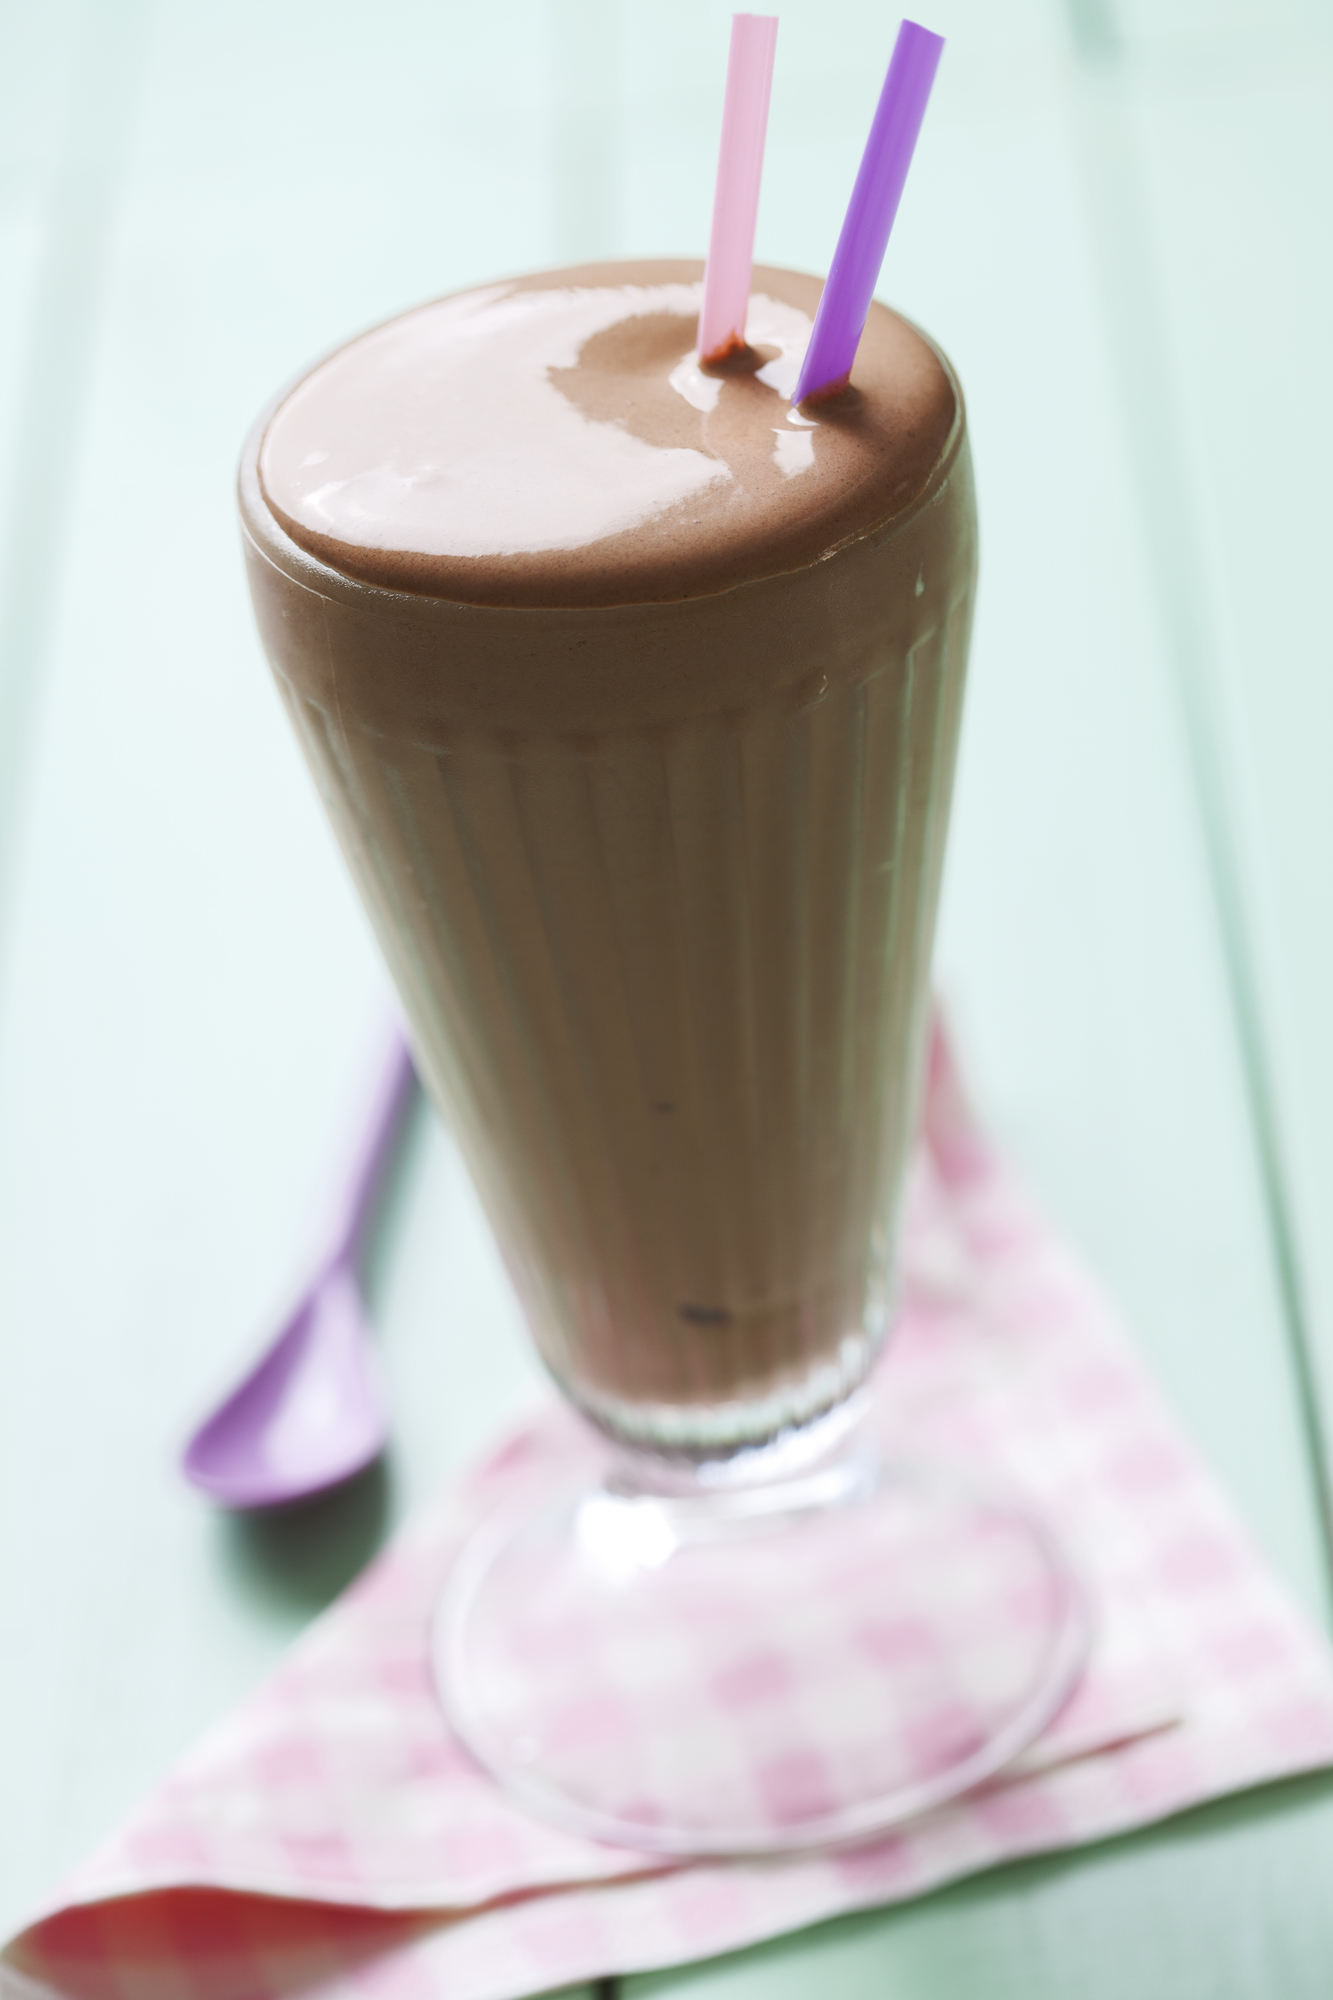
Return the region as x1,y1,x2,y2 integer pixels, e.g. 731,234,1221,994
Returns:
258,260,959,609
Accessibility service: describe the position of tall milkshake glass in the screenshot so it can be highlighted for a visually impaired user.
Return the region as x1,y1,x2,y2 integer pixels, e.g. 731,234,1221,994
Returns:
240,261,1085,1853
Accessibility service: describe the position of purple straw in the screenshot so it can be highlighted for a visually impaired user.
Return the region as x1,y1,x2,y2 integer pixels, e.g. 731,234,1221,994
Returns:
791,19,944,406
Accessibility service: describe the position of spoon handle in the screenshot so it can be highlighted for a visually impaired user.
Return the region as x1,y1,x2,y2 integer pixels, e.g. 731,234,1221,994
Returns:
323,1016,419,1273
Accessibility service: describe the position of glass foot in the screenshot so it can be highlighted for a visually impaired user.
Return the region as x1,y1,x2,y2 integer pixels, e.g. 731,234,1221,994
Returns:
432,1451,1089,1856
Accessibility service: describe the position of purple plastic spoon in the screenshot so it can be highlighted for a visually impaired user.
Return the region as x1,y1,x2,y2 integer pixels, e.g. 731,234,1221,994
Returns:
182,1021,418,1509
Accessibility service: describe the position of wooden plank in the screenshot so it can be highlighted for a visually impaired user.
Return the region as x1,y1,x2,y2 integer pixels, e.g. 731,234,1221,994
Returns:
918,14,1332,1625
0,0,153,943
626,1776,1333,2000
1057,0,1333,1571
1127,20,1333,1524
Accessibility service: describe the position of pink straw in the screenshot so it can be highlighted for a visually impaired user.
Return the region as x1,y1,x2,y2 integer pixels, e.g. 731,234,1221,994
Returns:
791,19,944,405
698,13,779,364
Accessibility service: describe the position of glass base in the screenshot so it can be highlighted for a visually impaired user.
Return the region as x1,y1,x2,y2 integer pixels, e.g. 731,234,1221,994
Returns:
432,1449,1089,1856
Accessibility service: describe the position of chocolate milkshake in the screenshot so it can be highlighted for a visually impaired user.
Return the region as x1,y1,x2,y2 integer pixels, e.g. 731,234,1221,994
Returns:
239,260,976,1462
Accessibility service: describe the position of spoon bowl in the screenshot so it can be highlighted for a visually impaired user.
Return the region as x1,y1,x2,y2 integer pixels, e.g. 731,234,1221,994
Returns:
182,1262,388,1508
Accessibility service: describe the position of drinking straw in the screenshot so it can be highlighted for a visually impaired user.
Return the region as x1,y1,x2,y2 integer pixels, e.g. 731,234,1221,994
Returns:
698,13,779,364
791,19,944,405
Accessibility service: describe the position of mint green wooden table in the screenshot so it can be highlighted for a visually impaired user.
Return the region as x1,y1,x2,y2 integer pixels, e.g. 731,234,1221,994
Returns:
2,0,1332,1992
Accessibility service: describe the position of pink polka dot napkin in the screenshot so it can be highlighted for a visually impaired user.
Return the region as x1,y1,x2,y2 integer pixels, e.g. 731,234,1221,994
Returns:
7,1029,1333,2000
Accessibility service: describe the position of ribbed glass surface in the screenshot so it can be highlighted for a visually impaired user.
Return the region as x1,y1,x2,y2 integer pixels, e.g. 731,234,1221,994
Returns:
281,580,972,1460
